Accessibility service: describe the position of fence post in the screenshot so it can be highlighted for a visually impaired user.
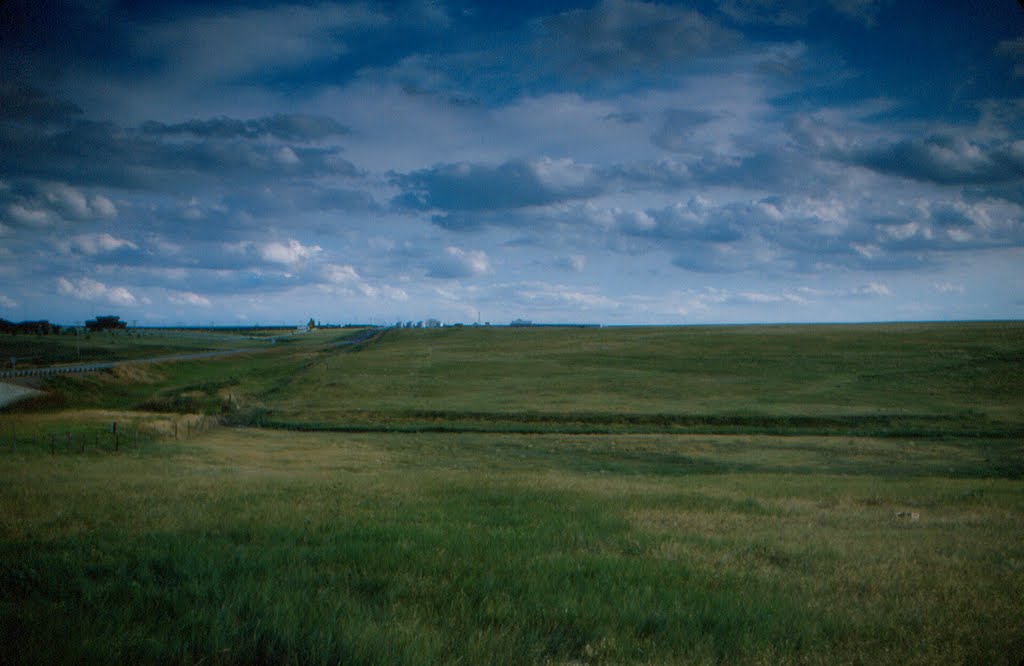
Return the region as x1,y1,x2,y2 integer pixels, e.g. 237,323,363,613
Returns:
112,421,118,451
50,434,55,455
10,423,14,452
81,432,85,453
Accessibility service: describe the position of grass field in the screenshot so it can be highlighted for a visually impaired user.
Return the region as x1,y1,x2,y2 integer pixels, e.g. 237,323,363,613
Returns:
1,322,1022,663
0,327,298,370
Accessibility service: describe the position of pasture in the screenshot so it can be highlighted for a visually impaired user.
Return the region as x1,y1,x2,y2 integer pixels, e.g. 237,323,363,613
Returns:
1,322,1022,664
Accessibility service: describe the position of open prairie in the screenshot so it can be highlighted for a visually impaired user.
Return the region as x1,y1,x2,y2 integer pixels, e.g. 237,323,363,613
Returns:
1,323,1022,664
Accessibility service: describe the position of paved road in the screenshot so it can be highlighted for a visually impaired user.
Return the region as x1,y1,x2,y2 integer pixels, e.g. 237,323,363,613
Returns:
0,328,385,408
0,382,43,409
331,327,387,347
0,347,265,381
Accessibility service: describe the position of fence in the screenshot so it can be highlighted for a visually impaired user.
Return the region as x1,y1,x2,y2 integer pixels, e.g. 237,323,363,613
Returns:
3,415,219,455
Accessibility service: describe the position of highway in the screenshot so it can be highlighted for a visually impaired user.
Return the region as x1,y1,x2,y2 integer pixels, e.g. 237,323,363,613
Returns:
0,327,385,409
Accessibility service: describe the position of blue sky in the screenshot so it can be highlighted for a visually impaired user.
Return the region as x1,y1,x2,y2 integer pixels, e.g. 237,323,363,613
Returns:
1,0,1023,326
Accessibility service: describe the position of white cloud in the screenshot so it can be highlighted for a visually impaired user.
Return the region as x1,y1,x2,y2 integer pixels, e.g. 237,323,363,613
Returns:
933,281,965,295
259,239,322,266
851,282,890,297
91,195,118,218
45,184,91,218
6,204,51,227
72,233,138,255
0,294,17,308
324,263,361,283
168,291,212,307
57,277,137,305
557,254,587,272
427,246,490,278
275,146,301,166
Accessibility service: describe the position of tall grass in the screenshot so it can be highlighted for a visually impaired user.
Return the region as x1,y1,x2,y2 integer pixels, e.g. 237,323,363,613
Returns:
1,429,1022,664
1,323,1022,663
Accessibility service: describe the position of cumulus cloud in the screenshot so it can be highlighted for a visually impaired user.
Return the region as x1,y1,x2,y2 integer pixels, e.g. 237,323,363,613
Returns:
541,0,740,75
0,111,361,191
91,194,117,218
651,109,718,152
394,157,601,213
258,239,323,266
427,246,490,279
317,264,409,302
45,184,91,218
0,294,18,309
934,281,965,295
849,282,890,297
323,263,361,284
828,0,886,26
0,84,84,123
141,114,350,142
168,291,212,307
847,135,1024,185
716,0,810,26
996,37,1024,77
57,277,137,305
556,255,587,272
71,233,138,255
717,0,884,26
139,4,388,84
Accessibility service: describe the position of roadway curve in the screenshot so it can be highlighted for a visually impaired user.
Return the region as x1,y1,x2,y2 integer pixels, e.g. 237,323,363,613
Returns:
0,327,385,408
0,347,265,381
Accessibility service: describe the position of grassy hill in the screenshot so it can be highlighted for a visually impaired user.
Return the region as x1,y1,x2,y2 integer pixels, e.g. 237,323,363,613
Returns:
1,322,1022,664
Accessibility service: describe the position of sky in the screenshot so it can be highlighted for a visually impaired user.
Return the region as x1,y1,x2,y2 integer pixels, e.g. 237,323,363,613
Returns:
1,0,1023,326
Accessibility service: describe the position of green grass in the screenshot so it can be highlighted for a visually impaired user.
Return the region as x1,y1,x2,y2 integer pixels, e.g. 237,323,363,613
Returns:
261,322,1024,437
1,322,1023,663
1,430,1022,664
0,328,274,369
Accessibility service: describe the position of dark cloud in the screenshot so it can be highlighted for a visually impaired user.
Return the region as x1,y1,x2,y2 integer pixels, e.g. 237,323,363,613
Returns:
393,158,601,212
540,0,740,76
0,105,360,192
141,114,350,142
716,0,886,27
426,246,490,279
716,0,811,26
846,135,1024,186
650,109,718,153
0,84,83,123
612,199,746,244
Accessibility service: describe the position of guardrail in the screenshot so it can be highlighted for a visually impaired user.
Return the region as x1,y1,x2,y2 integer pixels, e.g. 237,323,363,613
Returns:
0,348,262,380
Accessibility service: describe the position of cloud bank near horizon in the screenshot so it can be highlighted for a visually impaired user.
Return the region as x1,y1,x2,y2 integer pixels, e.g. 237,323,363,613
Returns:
1,0,1022,325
